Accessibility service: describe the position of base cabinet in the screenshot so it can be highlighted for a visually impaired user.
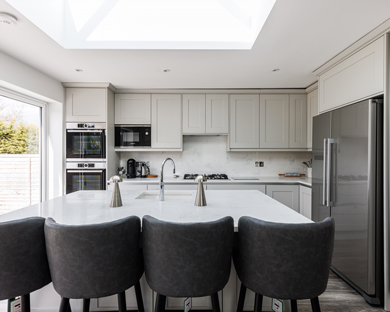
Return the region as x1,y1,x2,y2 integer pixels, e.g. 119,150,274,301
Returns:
165,292,222,310
266,185,299,212
299,186,312,219
206,184,265,193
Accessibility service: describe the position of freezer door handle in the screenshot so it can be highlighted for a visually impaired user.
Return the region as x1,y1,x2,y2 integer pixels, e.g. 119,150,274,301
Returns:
323,138,327,206
327,138,335,207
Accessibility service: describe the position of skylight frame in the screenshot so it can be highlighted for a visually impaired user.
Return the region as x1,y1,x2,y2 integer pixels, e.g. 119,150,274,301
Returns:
5,0,276,49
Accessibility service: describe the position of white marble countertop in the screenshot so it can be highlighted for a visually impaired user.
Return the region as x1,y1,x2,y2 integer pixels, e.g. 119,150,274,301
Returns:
119,176,312,187
0,190,311,230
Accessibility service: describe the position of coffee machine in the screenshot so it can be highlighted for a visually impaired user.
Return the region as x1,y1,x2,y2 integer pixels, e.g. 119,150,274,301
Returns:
127,159,136,178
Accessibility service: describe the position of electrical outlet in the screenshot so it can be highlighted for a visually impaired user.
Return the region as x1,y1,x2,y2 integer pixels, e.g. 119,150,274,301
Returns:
255,161,259,167
259,161,264,167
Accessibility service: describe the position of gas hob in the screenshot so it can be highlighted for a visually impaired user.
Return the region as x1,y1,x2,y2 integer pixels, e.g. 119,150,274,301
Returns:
183,174,228,180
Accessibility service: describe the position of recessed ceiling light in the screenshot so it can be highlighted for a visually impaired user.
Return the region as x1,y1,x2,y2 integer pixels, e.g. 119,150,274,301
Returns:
163,69,170,73
0,12,17,26
75,69,83,72
272,68,280,72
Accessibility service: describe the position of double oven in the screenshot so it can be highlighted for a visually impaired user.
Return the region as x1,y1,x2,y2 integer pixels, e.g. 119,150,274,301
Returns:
66,123,106,194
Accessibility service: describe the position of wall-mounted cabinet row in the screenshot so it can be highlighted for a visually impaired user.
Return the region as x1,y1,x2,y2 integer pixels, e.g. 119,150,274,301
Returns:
229,94,308,150
66,89,316,151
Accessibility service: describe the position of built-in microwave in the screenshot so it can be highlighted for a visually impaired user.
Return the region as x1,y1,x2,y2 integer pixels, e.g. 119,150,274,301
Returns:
115,125,151,148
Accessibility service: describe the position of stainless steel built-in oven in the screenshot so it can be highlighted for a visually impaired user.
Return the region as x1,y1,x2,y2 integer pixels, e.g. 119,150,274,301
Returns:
66,162,106,194
66,123,106,160
115,125,151,148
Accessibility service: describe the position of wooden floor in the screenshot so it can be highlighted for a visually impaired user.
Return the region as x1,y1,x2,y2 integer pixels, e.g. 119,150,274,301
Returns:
297,271,384,312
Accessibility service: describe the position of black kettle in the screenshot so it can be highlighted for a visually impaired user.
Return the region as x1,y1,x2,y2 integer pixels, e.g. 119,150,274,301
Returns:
127,159,136,179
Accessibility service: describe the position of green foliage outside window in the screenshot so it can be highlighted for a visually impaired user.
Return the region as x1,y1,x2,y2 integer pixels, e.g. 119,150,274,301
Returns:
0,119,39,154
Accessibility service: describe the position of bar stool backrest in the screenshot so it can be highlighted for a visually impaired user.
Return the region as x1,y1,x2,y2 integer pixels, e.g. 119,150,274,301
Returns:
234,217,335,300
142,215,234,298
44,216,143,299
0,217,51,300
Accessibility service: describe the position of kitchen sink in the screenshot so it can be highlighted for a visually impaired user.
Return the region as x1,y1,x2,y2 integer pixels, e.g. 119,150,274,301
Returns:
135,191,193,200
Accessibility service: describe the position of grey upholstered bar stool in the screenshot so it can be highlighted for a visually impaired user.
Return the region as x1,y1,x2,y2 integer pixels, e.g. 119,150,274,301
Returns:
44,216,144,312
0,217,51,312
142,215,234,312
233,217,335,312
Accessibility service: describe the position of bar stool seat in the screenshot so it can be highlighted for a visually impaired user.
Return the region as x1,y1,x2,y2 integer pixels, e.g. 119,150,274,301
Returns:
142,215,234,312
233,217,335,312
0,217,51,312
44,216,145,312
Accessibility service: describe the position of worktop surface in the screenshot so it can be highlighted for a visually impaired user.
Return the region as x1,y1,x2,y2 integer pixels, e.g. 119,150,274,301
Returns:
0,190,311,229
120,176,312,187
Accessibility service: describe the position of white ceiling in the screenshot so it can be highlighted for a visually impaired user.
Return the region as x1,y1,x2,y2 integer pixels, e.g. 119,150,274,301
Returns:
1,0,390,90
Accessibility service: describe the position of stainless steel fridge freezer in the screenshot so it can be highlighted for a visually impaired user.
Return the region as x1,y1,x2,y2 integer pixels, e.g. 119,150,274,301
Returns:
312,98,383,305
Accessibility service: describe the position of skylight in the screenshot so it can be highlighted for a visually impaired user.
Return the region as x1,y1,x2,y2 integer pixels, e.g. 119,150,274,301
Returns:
6,0,276,49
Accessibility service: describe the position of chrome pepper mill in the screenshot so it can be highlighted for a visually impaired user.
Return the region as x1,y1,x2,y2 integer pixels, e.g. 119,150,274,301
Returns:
194,175,207,206
108,175,123,208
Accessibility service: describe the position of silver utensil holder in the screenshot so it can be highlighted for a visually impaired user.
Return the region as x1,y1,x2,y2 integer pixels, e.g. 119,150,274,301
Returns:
195,181,207,206
108,175,123,208
110,182,123,208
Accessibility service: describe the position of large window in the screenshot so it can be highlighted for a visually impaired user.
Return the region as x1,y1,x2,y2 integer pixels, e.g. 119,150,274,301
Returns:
0,93,45,214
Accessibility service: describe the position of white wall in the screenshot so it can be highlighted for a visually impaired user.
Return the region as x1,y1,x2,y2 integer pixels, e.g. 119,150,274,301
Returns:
0,51,64,200
119,136,312,177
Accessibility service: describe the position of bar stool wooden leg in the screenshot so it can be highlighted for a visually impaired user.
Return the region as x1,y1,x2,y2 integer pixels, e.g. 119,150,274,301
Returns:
155,294,166,312
236,284,247,312
59,297,70,312
83,298,90,312
291,299,298,312
134,281,145,312
211,293,220,312
310,297,321,312
21,294,30,312
117,291,127,312
254,293,263,312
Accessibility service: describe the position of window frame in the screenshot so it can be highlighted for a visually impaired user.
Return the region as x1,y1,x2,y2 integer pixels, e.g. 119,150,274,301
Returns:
0,87,48,203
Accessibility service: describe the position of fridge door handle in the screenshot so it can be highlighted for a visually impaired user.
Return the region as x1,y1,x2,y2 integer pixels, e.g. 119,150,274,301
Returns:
323,138,327,206
327,138,335,207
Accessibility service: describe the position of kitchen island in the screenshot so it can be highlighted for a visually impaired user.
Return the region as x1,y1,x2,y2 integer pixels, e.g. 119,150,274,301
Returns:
0,190,311,312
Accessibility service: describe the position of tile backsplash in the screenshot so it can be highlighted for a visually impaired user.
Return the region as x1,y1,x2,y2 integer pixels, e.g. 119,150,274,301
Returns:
119,136,312,177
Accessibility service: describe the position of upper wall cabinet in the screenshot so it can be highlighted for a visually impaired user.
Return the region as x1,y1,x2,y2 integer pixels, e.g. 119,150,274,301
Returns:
229,94,307,150
229,94,260,148
182,94,228,135
182,94,206,134
65,88,106,122
318,36,384,113
307,88,318,149
289,94,307,148
115,94,151,124
260,94,289,148
151,94,182,149
206,94,229,134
